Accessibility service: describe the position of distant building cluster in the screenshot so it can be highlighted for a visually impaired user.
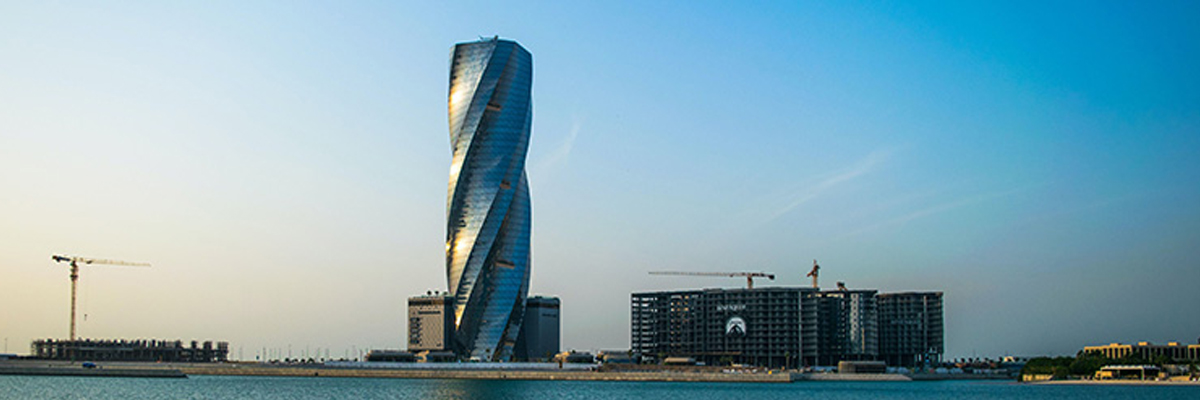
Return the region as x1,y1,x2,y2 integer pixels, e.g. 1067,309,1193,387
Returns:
31,339,229,362
631,287,942,368
1083,341,1200,362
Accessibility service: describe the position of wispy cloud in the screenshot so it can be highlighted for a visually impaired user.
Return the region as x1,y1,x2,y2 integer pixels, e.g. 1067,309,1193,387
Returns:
530,117,581,181
766,149,892,222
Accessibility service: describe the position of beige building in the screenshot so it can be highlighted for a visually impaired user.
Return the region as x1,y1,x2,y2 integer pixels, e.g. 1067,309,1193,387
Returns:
1083,341,1200,361
408,294,455,352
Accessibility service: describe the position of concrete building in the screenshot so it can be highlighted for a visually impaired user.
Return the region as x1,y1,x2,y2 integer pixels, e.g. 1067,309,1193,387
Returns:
631,288,820,368
444,37,534,361
31,339,228,362
408,294,454,353
631,287,944,368
815,289,878,365
514,295,560,361
1083,341,1200,362
877,292,944,367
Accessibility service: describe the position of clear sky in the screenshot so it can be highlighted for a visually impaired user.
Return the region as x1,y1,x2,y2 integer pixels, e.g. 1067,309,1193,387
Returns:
2,1,1198,360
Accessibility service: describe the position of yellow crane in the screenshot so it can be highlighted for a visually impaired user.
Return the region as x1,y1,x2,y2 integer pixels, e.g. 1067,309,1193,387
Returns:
51,255,150,340
648,271,775,289
806,260,820,289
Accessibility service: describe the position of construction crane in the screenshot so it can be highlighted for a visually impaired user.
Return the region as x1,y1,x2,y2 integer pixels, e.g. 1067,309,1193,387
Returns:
51,255,150,340
806,260,820,289
648,271,775,289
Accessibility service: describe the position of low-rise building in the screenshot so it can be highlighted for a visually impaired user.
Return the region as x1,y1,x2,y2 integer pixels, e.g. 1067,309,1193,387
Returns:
514,295,560,361
555,351,596,364
838,360,887,374
1095,365,1162,380
597,350,635,364
407,294,454,353
416,350,457,362
31,339,228,362
365,350,415,362
1083,341,1200,362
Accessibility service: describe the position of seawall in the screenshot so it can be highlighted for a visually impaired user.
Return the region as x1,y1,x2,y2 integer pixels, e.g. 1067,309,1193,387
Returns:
3,360,1002,383
795,373,912,382
175,364,794,383
0,365,186,378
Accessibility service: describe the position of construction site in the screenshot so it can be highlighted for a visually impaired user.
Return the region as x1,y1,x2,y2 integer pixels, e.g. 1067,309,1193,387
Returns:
30,339,229,363
635,261,943,369
22,255,228,363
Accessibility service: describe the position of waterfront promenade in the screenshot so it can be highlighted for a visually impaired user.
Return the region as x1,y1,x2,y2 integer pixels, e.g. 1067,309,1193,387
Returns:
0,362,185,378
0,360,1037,383
3,360,971,383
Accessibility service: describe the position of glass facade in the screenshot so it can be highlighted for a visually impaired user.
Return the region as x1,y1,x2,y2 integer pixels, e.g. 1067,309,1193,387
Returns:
445,37,532,361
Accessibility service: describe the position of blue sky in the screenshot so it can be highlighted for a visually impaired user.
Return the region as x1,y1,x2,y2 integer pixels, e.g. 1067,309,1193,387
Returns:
1,1,1197,360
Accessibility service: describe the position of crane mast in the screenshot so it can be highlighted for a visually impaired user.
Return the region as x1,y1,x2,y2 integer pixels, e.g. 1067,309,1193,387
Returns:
806,260,820,289
51,255,150,340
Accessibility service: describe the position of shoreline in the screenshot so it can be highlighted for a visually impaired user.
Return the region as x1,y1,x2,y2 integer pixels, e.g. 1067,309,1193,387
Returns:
0,365,186,379
174,363,796,383
1030,379,1200,386
0,360,1017,383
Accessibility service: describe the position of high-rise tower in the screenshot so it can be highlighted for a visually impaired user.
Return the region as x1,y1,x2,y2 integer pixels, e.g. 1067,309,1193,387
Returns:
445,37,532,361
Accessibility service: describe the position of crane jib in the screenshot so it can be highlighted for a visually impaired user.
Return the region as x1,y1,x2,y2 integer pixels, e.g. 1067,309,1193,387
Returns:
50,254,151,340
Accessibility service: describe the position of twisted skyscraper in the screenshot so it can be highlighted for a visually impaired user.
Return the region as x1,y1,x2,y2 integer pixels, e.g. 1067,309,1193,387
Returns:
445,38,532,361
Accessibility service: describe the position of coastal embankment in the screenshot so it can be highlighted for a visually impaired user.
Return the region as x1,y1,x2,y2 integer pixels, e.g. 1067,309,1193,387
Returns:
798,373,911,381
0,360,1016,383
0,360,792,383
176,363,795,383
0,364,185,378
1031,379,1200,386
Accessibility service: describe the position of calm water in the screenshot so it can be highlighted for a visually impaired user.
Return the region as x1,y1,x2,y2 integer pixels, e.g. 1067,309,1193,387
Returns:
1,375,1196,400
